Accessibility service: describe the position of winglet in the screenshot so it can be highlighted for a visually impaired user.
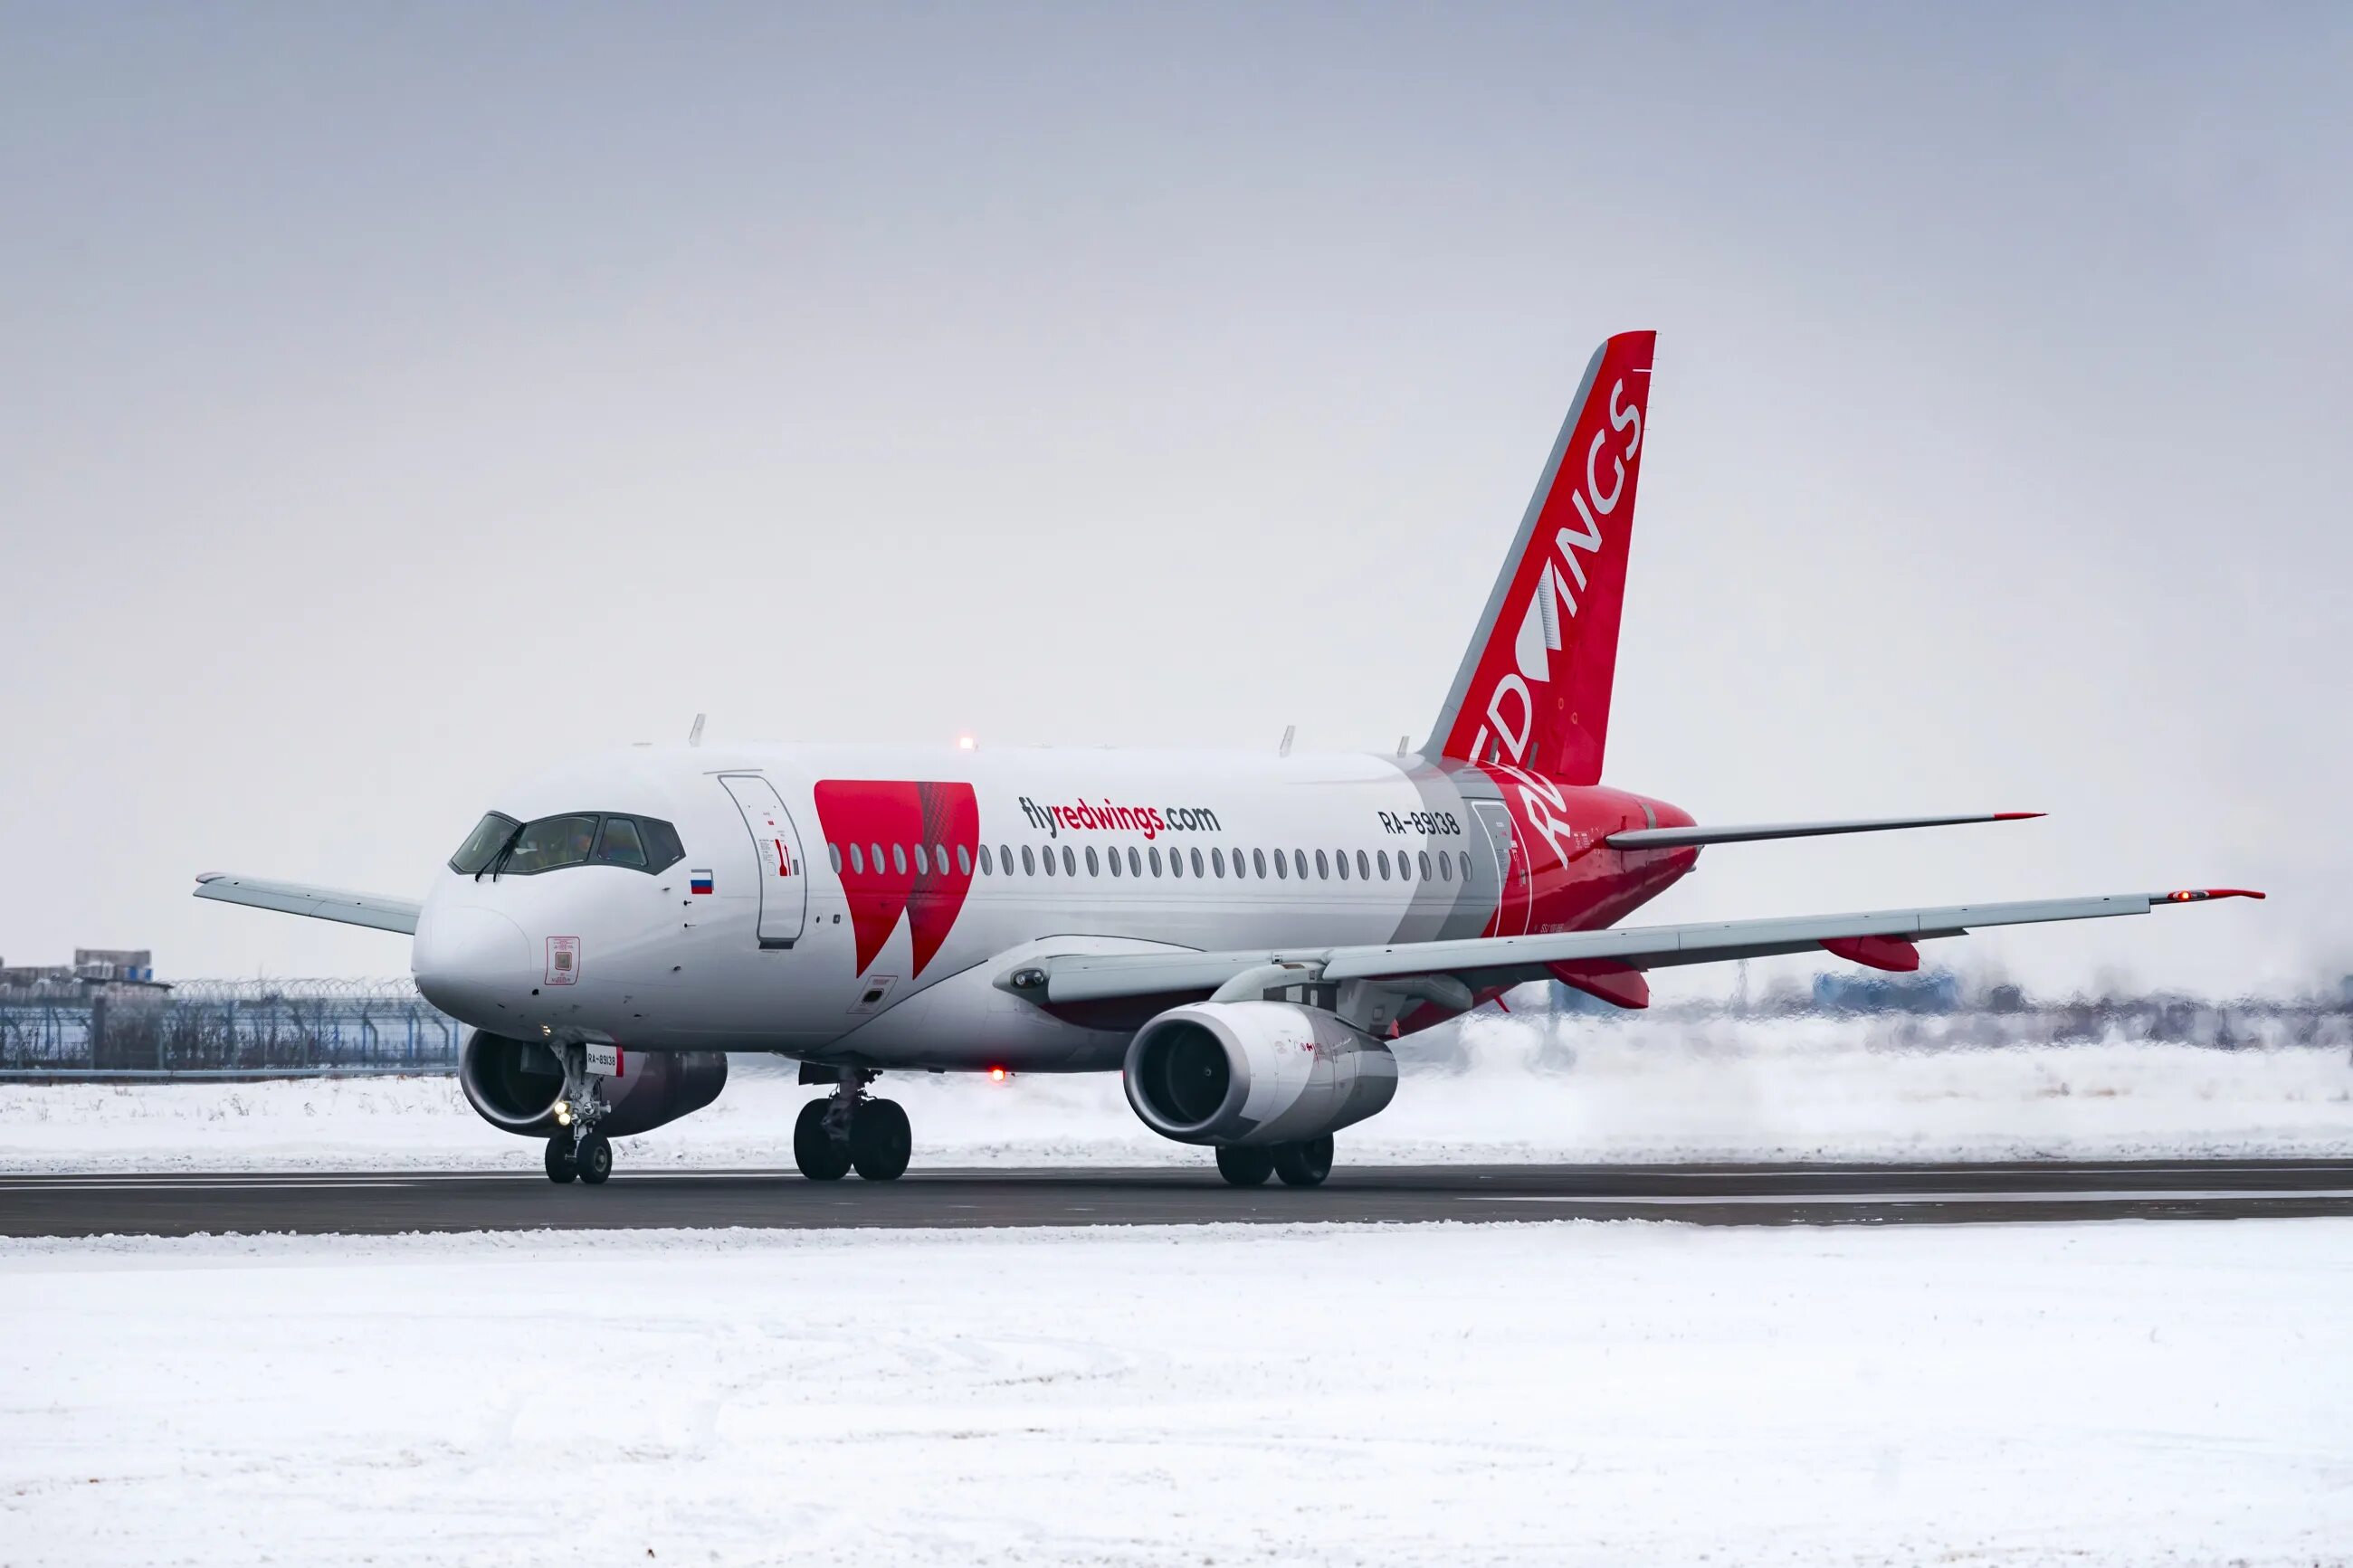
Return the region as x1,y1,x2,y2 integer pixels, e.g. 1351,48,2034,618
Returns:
2162,888,2265,903
1992,812,2046,822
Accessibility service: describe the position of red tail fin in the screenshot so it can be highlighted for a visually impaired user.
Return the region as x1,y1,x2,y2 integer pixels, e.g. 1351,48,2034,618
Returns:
1424,331,1654,784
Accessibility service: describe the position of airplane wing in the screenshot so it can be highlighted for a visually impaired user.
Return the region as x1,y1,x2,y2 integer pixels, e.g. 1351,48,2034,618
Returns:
1003,888,2262,1009
193,873,422,936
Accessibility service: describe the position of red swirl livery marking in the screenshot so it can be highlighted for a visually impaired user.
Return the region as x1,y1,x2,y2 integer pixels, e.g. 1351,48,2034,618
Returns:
814,780,979,977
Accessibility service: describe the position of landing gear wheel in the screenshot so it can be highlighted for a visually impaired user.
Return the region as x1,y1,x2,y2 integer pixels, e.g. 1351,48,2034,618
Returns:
794,1099,853,1182
543,1135,577,1184
849,1098,912,1183
1215,1145,1274,1187
1272,1136,1334,1188
574,1131,614,1185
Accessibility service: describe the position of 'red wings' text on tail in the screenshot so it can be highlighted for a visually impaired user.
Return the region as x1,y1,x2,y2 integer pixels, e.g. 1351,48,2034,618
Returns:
1424,329,1654,783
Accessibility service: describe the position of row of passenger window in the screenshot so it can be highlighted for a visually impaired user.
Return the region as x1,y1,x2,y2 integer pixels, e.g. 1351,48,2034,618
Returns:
826,838,1478,888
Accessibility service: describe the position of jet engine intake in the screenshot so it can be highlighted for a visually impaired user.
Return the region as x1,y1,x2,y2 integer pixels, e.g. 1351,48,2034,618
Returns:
1122,1002,1397,1146
458,1031,729,1138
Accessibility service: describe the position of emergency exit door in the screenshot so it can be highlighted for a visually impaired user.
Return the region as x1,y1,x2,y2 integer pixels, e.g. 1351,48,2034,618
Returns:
719,774,807,948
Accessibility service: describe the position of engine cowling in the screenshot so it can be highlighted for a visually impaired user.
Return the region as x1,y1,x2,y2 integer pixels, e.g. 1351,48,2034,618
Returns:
458,1031,729,1138
1123,1002,1397,1146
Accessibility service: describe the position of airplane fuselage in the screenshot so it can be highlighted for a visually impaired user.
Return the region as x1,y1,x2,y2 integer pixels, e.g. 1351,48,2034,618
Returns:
412,742,1697,1071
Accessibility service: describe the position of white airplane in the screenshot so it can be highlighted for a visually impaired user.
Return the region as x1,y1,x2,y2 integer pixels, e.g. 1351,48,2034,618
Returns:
195,330,2260,1187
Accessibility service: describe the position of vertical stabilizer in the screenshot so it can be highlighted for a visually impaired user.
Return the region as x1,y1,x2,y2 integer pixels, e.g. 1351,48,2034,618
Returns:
1424,330,1655,783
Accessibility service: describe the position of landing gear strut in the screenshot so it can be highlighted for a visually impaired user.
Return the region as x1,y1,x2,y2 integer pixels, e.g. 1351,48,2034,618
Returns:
1215,1137,1334,1188
542,1043,617,1185
793,1068,911,1183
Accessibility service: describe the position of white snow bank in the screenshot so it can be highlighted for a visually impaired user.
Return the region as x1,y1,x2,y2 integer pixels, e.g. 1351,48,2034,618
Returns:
5,1219,2348,1566
4,1013,2348,1172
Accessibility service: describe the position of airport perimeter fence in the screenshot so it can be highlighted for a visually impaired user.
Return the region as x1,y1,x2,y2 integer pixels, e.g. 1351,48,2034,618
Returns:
0,979,465,1079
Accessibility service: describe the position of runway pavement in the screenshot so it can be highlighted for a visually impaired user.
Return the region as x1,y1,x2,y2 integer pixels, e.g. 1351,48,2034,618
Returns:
5,1159,2353,1237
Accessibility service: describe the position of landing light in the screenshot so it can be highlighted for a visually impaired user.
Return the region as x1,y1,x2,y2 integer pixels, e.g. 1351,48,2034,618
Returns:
957,734,978,751
988,1067,1009,1083
554,1100,573,1126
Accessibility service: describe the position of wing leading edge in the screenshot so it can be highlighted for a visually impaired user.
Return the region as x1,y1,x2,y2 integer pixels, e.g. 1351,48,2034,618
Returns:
193,873,422,936
1011,888,2263,1008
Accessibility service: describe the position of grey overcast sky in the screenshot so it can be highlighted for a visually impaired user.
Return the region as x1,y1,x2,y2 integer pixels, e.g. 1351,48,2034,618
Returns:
2,3,2346,994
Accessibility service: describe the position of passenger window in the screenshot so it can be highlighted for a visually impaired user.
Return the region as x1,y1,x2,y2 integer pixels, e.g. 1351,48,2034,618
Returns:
1128,847,1142,877
1439,851,1453,881
1314,850,1329,879
1274,849,1288,879
1086,846,1100,876
500,814,600,876
1460,851,1474,881
934,842,948,874
1419,851,1433,880
869,842,883,876
1253,848,1267,879
1376,850,1390,880
957,845,973,876
1022,845,1036,875
1042,845,1056,876
827,842,843,874
1150,846,1165,877
1170,848,1184,879
1358,850,1372,880
1337,851,1350,881
1211,848,1225,878
998,844,1012,874
850,842,865,874
1062,845,1076,876
1293,849,1308,879
1108,847,1122,878
913,843,929,875
1189,848,1205,878
595,816,649,869
977,845,993,875
892,843,909,876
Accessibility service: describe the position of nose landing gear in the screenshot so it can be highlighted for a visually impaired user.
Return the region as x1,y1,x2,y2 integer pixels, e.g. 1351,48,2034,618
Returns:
541,1043,617,1185
793,1067,911,1182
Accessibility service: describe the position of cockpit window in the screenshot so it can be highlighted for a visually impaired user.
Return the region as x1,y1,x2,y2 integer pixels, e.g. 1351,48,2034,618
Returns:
469,812,688,877
449,813,520,875
594,816,647,868
500,814,601,875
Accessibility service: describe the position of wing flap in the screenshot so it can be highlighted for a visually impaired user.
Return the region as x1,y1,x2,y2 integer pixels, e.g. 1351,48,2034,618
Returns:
193,873,422,936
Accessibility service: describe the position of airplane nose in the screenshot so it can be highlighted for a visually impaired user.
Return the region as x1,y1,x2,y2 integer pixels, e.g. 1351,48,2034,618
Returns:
414,904,532,1022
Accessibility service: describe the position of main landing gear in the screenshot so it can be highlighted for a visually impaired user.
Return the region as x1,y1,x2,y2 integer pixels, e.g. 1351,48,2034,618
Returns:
794,1068,912,1183
1215,1136,1334,1189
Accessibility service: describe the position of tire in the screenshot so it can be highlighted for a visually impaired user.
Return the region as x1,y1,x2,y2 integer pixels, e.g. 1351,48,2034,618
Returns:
1215,1145,1274,1187
543,1136,577,1184
794,1099,853,1182
1272,1136,1334,1188
574,1132,613,1184
849,1098,912,1183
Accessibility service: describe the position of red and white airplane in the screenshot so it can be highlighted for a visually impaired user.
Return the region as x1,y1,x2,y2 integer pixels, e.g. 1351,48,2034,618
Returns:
195,330,2261,1187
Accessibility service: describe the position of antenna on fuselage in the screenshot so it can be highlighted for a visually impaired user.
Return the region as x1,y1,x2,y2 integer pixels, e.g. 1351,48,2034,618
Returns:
1279,725,1294,757
688,713,706,747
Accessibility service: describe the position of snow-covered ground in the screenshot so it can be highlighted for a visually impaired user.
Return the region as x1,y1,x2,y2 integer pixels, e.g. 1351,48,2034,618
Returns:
3,1219,2347,1566
5,1014,2348,1171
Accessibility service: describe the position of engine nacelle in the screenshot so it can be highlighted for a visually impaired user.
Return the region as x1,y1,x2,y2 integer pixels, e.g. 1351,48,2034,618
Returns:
1123,1002,1397,1147
458,1031,729,1138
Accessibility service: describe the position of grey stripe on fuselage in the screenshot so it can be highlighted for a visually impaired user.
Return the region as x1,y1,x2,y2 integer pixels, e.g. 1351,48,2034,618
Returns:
1381,755,1502,943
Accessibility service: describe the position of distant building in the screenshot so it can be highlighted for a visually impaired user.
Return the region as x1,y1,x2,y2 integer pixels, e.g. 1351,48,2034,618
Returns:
1810,968,1962,1015
0,948,161,996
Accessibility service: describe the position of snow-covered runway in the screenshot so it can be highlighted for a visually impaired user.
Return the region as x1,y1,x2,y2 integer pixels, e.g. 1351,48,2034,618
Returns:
5,1219,2349,1566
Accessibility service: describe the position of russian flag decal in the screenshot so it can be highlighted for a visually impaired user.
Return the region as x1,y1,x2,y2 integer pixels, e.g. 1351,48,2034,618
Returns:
690,870,715,895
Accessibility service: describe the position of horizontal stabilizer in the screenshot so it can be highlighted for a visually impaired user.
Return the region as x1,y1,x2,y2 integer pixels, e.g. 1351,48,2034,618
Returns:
1606,812,2043,851
193,873,421,936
